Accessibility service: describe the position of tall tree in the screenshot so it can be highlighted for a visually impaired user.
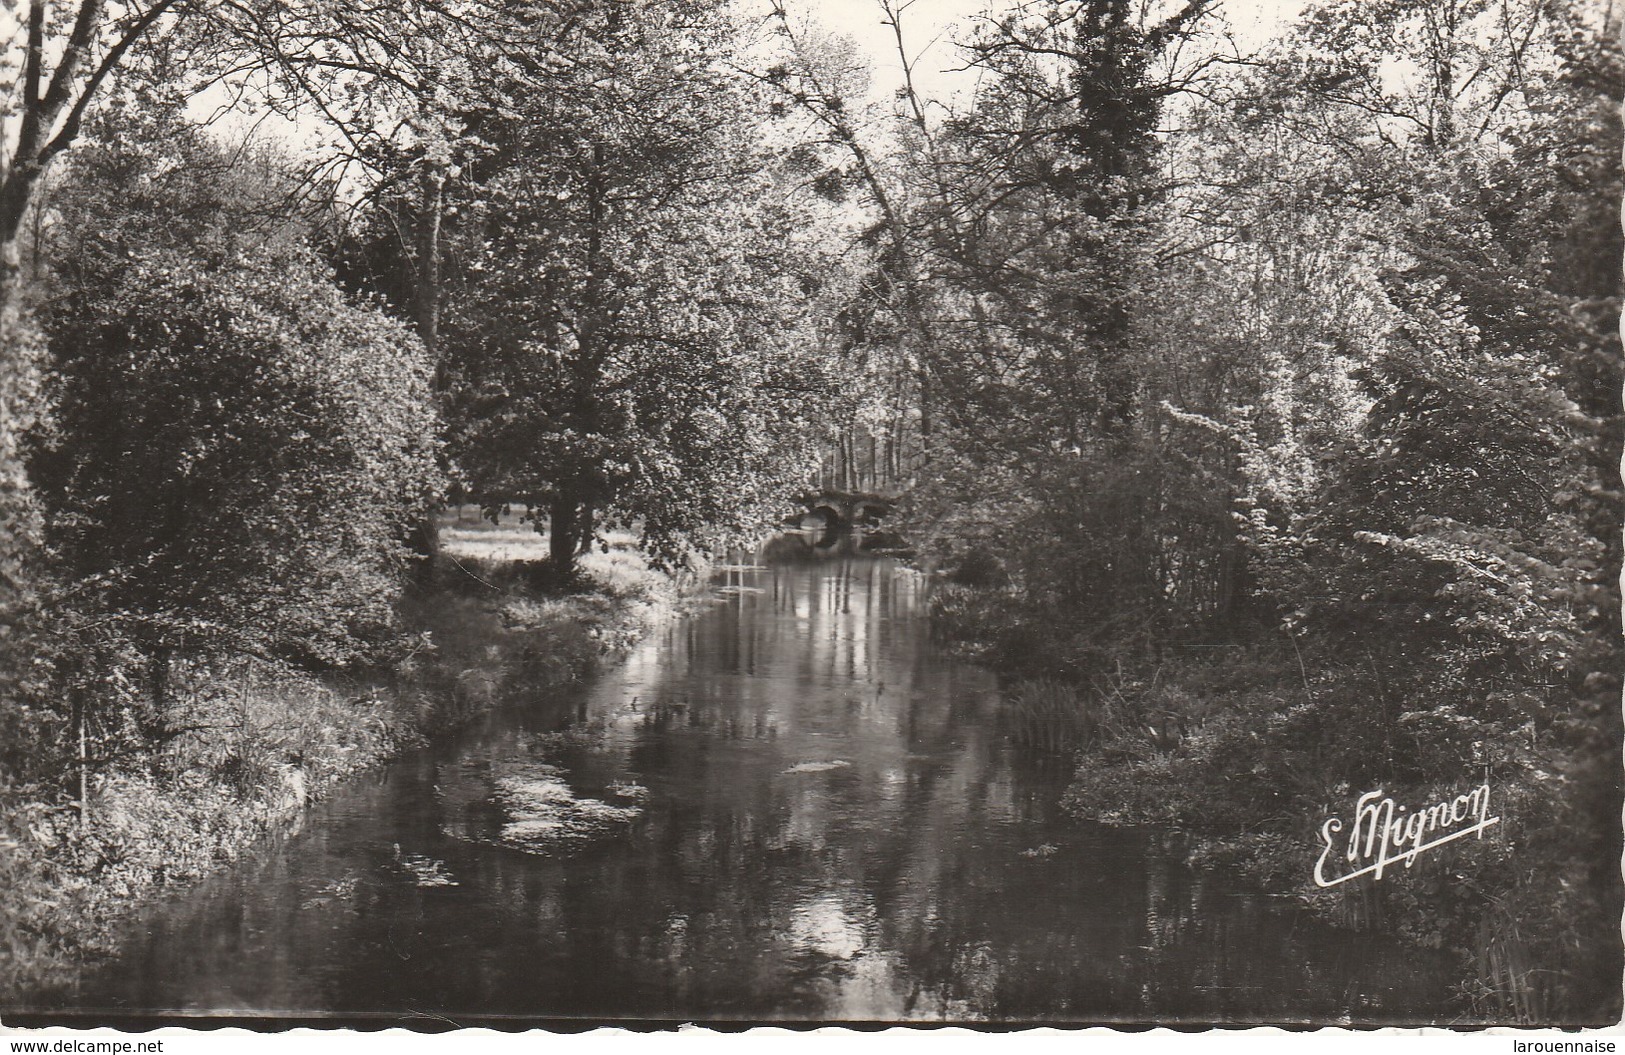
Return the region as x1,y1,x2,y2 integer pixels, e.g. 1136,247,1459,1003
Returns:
0,0,554,640
1065,0,1621,1019
0,0,514,316
895,0,1224,667
421,0,831,573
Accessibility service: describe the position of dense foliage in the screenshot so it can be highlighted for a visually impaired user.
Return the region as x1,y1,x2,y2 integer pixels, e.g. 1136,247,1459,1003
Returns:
36,113,441,671
820,0,1621,1023
0,107,450,991
343,0,835,575
0,311,51,789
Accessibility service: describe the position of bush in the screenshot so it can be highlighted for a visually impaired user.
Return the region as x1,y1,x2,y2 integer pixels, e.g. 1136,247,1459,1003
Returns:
35,112,442,670
1062,652,1621,1023
0,311,56,791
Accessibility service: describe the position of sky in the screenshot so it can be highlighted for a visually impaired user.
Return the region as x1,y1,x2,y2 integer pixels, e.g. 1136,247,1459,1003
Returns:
184,0,1317,170
770,0,1314,104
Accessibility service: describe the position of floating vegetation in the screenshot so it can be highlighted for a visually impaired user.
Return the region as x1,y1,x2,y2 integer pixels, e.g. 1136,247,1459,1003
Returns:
606,781,650,804
783,760,851,774
439,760,642,857
497,769,642,853
391,845,460,887
298,871,366,909
1019,843,1059,859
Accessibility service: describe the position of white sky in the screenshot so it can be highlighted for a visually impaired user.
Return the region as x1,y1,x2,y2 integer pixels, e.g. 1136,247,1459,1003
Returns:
774,0,1313,103
191,0,1314,170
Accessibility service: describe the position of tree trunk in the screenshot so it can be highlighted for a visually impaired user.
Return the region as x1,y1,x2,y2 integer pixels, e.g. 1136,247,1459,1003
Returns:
405,166,447,563
575,503,596,556
418,167,445,375
549,497,579,576
1,0,111,317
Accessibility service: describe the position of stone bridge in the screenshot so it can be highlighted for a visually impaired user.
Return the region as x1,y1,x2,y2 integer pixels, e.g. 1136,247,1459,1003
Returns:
790,489,901,532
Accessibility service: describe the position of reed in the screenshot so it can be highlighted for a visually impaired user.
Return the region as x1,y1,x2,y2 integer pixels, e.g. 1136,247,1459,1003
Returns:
1004,679,1096,753
1467,908,1546,1023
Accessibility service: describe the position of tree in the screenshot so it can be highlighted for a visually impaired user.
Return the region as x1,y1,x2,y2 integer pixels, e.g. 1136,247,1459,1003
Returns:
0,0,560,312
34,111,441,675
414,0,831,574
758,2,941,467
1060,0,1622,1018
888,0,1228,667
0,0,570,650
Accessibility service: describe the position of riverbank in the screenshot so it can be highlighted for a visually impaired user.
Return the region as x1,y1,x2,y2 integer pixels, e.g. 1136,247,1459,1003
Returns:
1076,651,1618,1024
0,511,677,1001
927,583,1620,1026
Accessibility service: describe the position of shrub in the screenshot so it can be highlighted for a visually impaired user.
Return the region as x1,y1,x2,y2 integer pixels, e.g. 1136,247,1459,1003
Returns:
35,112,442,671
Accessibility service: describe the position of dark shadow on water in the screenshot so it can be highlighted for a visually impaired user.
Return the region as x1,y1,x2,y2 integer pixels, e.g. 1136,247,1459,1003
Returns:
760,526,911,563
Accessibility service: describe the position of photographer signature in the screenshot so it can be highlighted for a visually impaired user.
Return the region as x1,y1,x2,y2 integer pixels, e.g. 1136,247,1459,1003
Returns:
1314,783,1500,888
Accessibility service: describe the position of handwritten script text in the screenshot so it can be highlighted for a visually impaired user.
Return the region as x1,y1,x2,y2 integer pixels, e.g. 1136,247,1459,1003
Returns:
1314,783,1499,888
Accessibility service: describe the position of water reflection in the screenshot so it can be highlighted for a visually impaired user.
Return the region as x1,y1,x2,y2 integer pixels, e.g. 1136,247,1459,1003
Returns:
27,554,1460,1025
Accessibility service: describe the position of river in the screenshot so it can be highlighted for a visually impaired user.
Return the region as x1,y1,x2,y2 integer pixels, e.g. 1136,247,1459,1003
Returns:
22,550,1460,1026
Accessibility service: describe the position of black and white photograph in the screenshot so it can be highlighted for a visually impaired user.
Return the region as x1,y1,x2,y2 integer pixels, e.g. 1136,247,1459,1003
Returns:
0,0,1620,1033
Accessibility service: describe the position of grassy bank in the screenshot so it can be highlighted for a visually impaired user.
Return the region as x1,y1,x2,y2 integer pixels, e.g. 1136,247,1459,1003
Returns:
0,510,676,1001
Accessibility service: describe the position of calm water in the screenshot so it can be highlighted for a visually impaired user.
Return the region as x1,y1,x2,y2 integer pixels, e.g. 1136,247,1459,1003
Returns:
25,552,1461,1025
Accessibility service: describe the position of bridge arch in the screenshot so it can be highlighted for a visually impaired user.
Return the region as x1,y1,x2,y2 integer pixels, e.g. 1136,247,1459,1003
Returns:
811,504,844,528
850,500,888,527
791,489,901,543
